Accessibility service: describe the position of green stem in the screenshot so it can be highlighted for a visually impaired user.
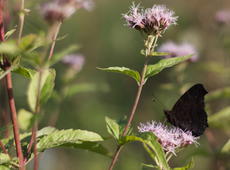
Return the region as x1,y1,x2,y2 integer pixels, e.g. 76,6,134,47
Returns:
18,0,25,42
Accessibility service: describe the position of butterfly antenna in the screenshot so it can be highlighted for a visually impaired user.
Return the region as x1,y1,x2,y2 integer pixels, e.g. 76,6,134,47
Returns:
152,93,167,111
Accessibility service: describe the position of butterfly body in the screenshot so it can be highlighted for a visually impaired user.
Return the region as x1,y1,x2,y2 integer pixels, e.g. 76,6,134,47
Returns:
164,84,208,137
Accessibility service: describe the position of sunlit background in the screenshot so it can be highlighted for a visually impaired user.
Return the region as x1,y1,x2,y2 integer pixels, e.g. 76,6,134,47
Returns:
4,0,230,169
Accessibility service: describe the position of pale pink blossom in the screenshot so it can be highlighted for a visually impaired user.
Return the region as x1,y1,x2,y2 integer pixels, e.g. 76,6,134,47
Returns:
158,41,198,62
62,54,85,71
123,3,178,34
40,0,94,23
215,10,230,25
138,121,198,154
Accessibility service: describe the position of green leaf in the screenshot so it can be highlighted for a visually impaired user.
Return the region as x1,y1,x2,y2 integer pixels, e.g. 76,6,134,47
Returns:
145,55,192,80
19,34,44,52
0,67,14,80
105,117,120,140
98,67,141,85
206,87,230,102
221,139,230,154
37,129,107,156
0,153,10,165
141,163,156,169
49,45,79,66
4,29,16,40
61,142,109,156
173,159,194,170
2,126,57,149
40,69,56,104
0,57,21,80
120,134,170,170
208,106,230,130
27,69,56,112
142,133,170,170
13,66,36,79
37,129,103,151
18,109,36,130
37,127,58,137
140,50,170,57
0,165,11,170
0,41,20,56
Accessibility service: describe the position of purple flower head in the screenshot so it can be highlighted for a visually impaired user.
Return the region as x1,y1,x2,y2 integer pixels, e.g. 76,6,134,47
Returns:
215,10,230,25
123,3,178,35
138,121,198,154
158,41,198,62
62,54,85,71
40,0,94,23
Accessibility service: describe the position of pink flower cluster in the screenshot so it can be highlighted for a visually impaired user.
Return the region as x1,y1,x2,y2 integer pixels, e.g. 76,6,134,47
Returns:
40,0,94,23
138,121,198,154
123,3,178,35
215,10,230,25
62,54,85,71
158,41,198,62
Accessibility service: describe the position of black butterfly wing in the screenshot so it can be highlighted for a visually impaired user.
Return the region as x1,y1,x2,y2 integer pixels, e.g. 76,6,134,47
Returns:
164,84,208,137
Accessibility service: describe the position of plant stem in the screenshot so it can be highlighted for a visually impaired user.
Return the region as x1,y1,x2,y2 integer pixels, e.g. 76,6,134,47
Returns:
108,60,148,170
0,1,25,169
108,35,159,170
108,146,123,170
5,72,25,170
18,0,25,42
48,21,62,61
122,61,148,136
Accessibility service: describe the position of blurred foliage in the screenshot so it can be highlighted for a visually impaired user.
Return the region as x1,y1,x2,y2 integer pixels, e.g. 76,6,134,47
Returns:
0,0,229,169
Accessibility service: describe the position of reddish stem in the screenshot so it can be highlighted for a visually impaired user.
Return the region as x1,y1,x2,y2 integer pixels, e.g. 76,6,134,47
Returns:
5,72,25,169
0,1,25,169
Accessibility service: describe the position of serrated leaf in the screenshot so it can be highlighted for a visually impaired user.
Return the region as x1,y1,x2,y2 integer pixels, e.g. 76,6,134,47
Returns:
2,126,57,150
206,87,230,102
49,45,79,66
221,139,230,154
61,142,110,156
98,67,141,85
0,153,10,165
13,66,36,79
37,129,103,151
27,69,56,112
145,55,192,80
105,117,120,140
140,50,170,57
37,127,58,137
208,106,230,130
120,133,170,170
18,109,36,130
173,159,194,170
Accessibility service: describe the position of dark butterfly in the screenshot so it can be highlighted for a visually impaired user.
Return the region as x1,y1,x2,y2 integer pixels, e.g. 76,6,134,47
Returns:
164,84,208,137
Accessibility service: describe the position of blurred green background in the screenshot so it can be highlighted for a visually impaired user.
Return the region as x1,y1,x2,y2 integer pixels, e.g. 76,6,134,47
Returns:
5,0,230,169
